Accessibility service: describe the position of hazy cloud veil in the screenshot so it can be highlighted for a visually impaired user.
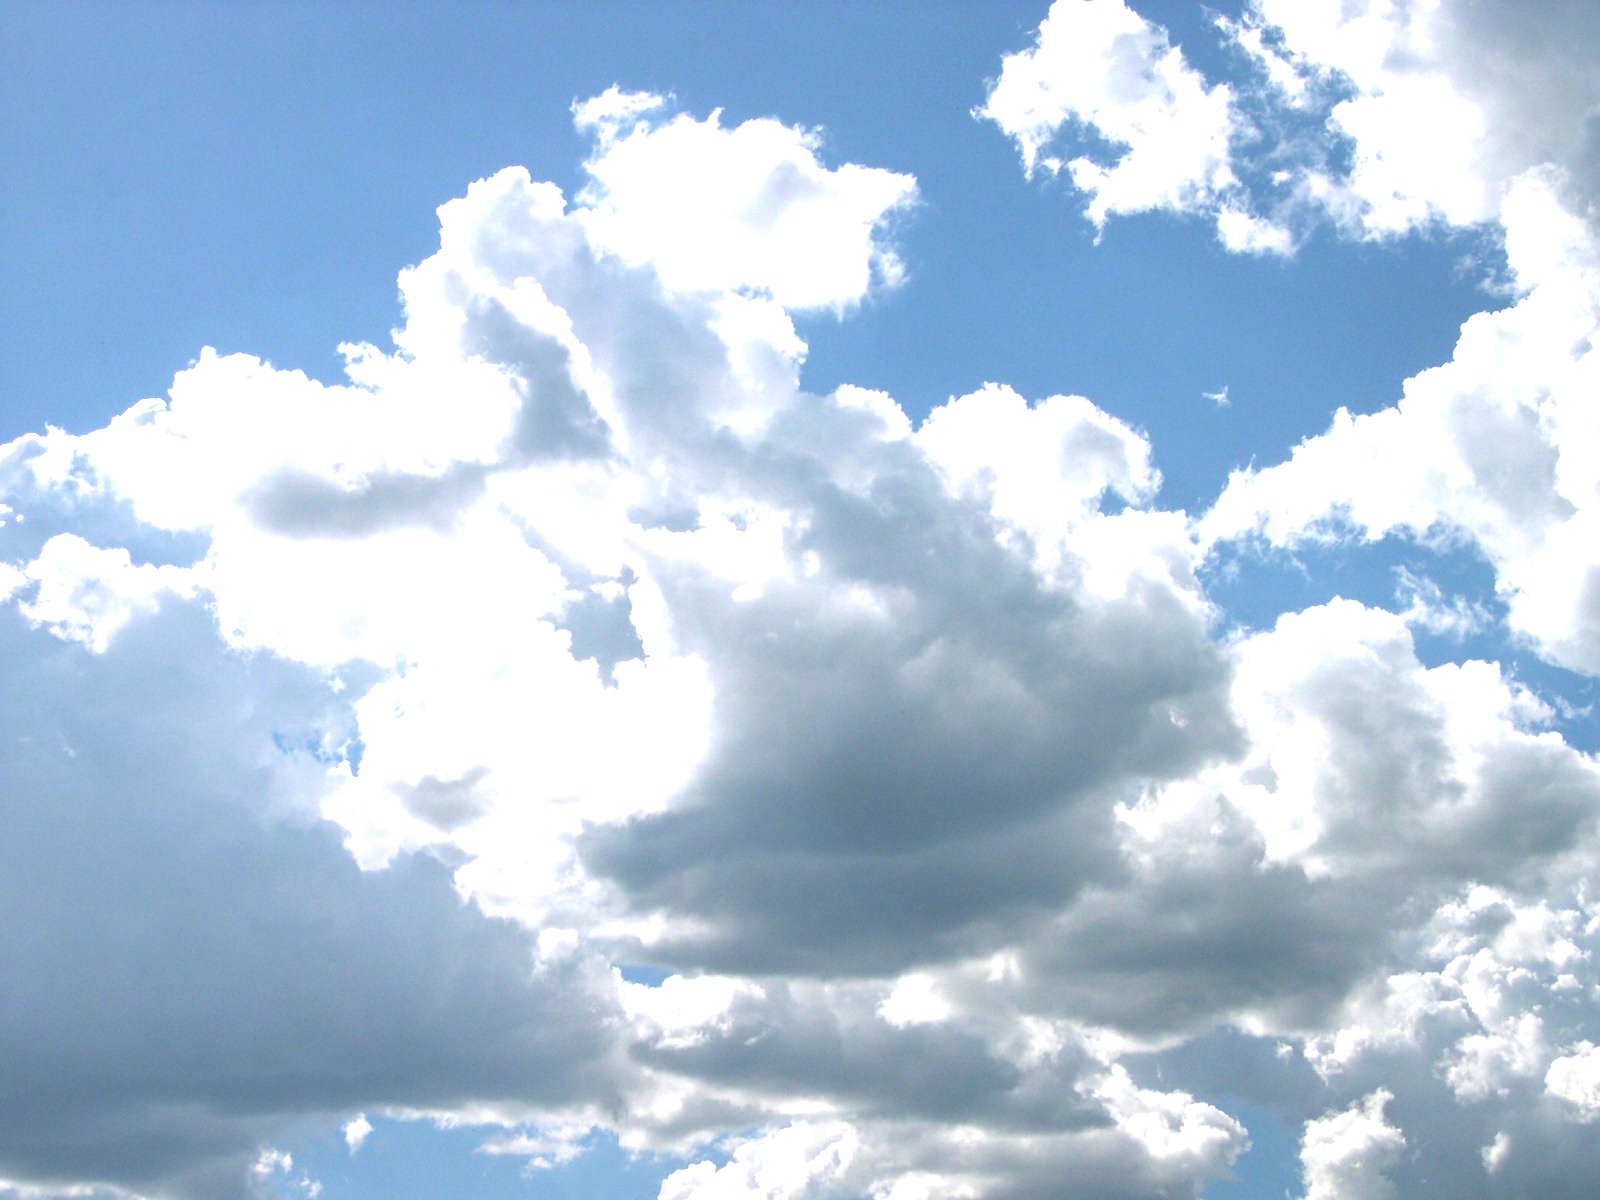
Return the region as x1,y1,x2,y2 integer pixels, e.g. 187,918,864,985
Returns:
5,2,1600,1198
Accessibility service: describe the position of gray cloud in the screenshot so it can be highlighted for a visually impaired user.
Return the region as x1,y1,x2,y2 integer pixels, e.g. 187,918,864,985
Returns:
581,421,1237,975
243,461,487,539
0,598,624,1198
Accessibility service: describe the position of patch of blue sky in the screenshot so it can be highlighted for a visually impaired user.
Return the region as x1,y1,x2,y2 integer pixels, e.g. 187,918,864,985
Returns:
3,0,1495,515
283,1118,685,1200
1204,531,1599,749
618,963,674,988
800,204,1502,510
1202,529,1502,638
1202,1107,1301,1200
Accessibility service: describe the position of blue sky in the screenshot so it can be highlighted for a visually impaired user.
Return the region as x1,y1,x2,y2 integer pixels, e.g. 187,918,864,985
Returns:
4,2,1600,1199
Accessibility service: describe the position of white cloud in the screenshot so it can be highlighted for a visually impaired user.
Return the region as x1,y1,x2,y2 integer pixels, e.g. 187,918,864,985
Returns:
986,0,1600,250
1300,1091,1405,1200
342,1115,373,1154
914,382,1163,579
1243,0,1600,237
1203,171,1600,673
657,1123,858,1200
0,88,1245,1200
1546,1043,1600,1119
1214,205,1294,254
1092,1067,1243,1170
18,534,197,654
979,0,1272,246
1393,568,1491,640
478,1120,597,1170
576,90,916,311
877,974,953,1029
251,1148,293,1179
1481,1130,1512,1173
7,57,1600,1200
1119,598,1597,892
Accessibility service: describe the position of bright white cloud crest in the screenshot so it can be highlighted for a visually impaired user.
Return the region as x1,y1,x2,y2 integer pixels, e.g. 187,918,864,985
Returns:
978,0,1254,242
5,8,1600,1198
574,87,917,311
984,0,1600,250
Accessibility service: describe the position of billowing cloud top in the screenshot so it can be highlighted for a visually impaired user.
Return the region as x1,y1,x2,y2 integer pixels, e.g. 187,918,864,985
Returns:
5,6,1600,1199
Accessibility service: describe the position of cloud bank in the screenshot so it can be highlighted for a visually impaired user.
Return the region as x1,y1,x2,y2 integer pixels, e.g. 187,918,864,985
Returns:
5,5,1600,1195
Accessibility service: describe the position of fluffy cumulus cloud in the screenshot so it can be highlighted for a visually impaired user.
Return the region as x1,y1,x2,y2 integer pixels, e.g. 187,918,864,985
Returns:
0,88,1239,1200
573,87,917,311
984,3,1600,671
1239,0,1600,236
1201,169,1600,671
7,11,1600,1198
976,0,1290,252
0,588,627,1199
983,0,1600,249
1299,1091,1405,1200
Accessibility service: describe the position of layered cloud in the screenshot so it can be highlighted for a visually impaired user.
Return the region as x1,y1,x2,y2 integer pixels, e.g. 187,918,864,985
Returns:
0,90,1244,1199
5,20,1600,1200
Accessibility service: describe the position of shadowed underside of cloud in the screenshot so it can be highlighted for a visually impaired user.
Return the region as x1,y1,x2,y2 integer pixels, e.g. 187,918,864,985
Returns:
0,600,625,1200
4,10,1600,1195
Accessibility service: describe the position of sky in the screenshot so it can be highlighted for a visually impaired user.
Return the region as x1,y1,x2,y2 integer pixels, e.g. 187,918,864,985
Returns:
2,1,1600,1198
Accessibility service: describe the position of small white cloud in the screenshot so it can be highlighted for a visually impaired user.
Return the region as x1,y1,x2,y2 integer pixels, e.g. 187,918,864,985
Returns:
1217,11,1309,104
1094,1066,1245,1170
1546,1042,1600,1119
18,534,197,653
343,1114,373,1154
1215,205,1294,255
478,1121,595,1170
1481,1130,1511,1173
877,973,953,1028
1394,568,1491,640
979,0,1244,238
571,85,670,148
251,1148,293,1178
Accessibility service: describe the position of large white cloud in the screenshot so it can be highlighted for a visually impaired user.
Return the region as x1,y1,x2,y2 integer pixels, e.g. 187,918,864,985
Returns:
0,91,1246,1200
6,53,1600,1200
